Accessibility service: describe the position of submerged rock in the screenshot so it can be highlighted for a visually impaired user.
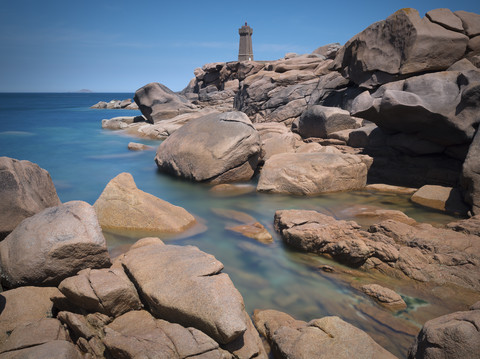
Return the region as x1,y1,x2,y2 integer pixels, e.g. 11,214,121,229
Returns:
227,222,274,244
127,142,153,151
0,157,61,239
0,201,111,288
93,172,196,233
257,152,368,195
155,111,261,184
360,284,407,311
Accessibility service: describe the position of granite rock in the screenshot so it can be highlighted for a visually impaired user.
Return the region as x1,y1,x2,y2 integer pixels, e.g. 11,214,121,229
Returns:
0,201,111,288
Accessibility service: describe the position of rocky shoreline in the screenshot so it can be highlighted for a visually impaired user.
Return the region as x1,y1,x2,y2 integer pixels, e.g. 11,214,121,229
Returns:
2,6,480,359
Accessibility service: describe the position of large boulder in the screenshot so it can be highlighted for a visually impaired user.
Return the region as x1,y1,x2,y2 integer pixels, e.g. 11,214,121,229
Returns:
454,10,480,38
155,111,261,184
0,201,111,288
408,305,480,359
257,152,368,195
133,82,197,124
0,286,61,344
298,105,361,138
334,8,469,87
58,267,142,318
118,239,249,344
0,157,61,239
253,309,397,359
93,172,196,233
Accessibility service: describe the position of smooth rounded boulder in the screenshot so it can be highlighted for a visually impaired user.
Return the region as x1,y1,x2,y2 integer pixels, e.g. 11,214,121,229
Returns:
93,172,196,233
155,111,261,184
0,201,111,288
257,152,368,195
0,157,61,239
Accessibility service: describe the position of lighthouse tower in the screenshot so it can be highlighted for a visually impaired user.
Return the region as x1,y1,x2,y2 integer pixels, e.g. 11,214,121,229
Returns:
238,22,253,61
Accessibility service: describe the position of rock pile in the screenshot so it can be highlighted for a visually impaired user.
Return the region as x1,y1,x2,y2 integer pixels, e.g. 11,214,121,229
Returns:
91,99,138,109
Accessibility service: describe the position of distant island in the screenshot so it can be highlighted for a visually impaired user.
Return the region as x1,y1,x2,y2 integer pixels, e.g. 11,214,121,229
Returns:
75,89,93,93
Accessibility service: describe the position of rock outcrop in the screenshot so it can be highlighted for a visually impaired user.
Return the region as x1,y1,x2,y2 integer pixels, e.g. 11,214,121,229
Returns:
333,8,469,88
103,310,233,359
408,303,480,359
257,152,368,195
0,201,111,288
155,111,261,183
93,172,196,233
0,157,61,239
253,309,398,359
274,209,480,291
134,82,197,123
58,267,142,318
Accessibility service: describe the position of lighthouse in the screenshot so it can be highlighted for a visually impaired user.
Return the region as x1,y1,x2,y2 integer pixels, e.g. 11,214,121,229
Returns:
238,22,253,61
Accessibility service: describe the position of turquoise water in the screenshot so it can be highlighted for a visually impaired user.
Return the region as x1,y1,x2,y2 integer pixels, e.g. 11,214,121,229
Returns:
0,93,467,357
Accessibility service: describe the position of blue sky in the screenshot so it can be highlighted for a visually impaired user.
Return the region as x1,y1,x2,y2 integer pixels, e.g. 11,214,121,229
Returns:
1,0,479,93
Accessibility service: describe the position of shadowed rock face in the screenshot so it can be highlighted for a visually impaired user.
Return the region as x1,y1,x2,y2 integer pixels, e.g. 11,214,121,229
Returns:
155,111,261,184
0,286,61,344
0,201,111,288
462,127,480,215
0,157,61,239
253,309,398,359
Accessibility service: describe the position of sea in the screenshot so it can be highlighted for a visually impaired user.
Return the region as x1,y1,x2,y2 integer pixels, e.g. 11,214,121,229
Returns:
0,92,467,357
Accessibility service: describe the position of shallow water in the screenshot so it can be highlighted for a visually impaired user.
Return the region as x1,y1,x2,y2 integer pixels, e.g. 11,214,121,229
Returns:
0,93,476,358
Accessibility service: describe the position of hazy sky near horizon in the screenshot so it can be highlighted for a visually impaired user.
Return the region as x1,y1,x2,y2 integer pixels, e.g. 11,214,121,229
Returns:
1,0,479,93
